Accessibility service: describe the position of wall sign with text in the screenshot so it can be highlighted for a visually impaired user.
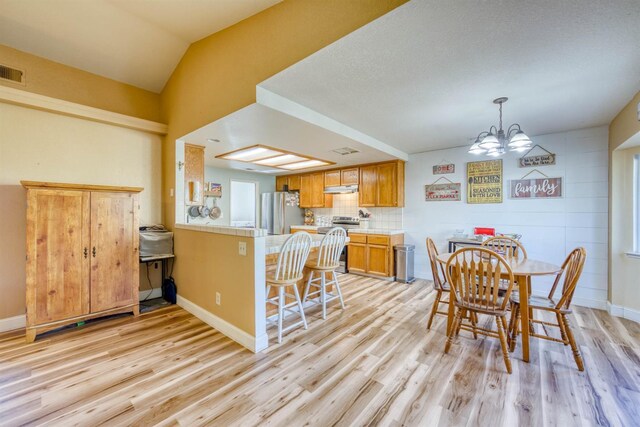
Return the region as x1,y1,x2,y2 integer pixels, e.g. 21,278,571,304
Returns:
510,177,563,199
425,183,461,201
432,163,455,174
467,159,503,204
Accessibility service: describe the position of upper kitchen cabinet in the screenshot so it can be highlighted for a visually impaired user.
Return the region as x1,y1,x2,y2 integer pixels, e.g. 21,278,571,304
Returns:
358,161,405,207
325,168,358,187
276,175,301,191
184,143,205,206
299,172,332,208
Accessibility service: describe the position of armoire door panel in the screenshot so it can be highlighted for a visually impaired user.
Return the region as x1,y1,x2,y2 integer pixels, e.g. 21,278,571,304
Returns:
26,189,90,325
90,192,137,312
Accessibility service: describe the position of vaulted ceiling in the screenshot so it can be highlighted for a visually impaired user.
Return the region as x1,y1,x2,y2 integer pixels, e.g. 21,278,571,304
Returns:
0,0,281,92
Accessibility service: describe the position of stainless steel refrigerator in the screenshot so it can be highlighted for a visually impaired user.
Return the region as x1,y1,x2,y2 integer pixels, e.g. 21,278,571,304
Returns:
260,192,304,235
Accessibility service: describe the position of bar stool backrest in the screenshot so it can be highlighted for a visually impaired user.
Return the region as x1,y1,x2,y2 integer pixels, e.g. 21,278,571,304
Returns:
275,232,313,282
314,227,347,269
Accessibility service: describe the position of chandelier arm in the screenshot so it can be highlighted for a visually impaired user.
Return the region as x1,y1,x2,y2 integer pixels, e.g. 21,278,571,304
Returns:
475,131,491,141
488,125,498,135
507,124,522,138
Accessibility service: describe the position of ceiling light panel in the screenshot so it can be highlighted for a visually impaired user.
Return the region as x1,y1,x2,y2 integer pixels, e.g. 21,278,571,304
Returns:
254,154,309,166
279,160,331,170
222,146,284,161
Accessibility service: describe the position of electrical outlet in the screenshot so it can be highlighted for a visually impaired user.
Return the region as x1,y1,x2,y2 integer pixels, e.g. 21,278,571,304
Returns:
238,241,247,256
216,292,221,305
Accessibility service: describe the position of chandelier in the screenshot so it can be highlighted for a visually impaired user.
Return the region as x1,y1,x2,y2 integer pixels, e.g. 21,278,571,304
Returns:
468,97,532,157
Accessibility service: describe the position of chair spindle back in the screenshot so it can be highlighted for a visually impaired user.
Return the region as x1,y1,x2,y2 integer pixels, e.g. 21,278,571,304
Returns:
446,247,514,312
315,227,347,268
550,247,587,310
482,236,527,260
275,232,312,282
426,238,447,291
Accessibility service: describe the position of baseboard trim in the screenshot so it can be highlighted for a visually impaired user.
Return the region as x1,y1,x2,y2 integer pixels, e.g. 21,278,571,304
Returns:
607,302,640,323
177,295,266,353
0,314,26,333
139,288,162,301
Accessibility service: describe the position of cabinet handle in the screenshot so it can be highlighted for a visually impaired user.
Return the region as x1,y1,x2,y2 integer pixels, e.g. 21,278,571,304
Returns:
92,247,96,257
84,248,88,259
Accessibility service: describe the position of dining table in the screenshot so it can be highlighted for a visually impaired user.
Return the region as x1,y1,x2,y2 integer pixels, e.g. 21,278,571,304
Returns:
436,252,562,363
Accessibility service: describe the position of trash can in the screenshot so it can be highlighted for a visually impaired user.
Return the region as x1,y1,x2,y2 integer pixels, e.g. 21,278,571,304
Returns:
395,244,415,283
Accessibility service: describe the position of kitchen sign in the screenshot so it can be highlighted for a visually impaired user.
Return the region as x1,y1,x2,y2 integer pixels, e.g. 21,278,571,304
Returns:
467,159,503,204
433,163,455,175
425,183,461,201
510,177,563,199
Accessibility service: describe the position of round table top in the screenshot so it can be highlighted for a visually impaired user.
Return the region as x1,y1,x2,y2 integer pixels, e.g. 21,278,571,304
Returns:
435,252,562,276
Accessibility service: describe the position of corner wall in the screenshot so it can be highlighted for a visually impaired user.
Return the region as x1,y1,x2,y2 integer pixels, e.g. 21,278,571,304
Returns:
404,126,609,309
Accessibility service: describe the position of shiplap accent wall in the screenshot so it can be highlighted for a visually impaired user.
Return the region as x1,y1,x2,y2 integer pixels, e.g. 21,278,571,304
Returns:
404,126,608,309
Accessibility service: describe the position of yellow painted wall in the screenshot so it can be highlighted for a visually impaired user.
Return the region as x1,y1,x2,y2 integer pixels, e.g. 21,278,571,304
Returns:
0,44,162,122
0,102,162,319
173,229,258,335
610,91,640,150
159,0,408,335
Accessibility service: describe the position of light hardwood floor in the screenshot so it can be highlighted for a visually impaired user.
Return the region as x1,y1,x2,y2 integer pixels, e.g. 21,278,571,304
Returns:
0,274,638,426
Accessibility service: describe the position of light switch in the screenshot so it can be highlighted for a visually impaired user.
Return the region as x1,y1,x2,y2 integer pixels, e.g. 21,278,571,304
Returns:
239,241,247,256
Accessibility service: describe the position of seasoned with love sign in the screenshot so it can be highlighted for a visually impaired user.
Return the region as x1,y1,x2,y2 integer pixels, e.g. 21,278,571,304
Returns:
510,177,562,199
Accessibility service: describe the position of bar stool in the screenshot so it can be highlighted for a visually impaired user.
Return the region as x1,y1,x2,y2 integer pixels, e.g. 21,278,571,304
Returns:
266,232,312,344
302,227,347,319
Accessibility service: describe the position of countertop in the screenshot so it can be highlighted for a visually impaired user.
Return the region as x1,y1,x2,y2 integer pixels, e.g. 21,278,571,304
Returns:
265,233,350,255
289,225,320,230
347,229,404,236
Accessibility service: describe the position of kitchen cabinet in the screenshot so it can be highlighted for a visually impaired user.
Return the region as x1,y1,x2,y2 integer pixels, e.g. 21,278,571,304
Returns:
299,173,332,208
341,168,359,185
22,181,142,342
276,175,301,191
347,233,404,279
184,143,205,206
358,161,404,207
324,170,341,187
290,226,318,234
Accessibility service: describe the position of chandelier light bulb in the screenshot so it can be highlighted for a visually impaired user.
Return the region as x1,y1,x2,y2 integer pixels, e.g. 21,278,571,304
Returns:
479,133,500,149
508,131,532,147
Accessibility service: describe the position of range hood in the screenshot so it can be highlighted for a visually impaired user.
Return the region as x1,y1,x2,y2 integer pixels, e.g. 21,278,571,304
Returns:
324,185,358,194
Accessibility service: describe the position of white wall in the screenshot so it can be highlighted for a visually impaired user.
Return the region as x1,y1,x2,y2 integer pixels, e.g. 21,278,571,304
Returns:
179,165,275,226
0,102,162,320
404,126,608,309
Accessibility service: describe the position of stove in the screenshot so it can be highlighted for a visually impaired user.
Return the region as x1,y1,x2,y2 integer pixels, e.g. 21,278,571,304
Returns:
316,217,359,274
316,216,360,234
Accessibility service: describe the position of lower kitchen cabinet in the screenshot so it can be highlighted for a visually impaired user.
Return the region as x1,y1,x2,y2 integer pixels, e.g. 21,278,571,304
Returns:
347,233,404,279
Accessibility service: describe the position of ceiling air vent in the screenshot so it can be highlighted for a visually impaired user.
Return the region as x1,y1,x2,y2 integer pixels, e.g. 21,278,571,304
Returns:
332,147,360,155
0,64,25,85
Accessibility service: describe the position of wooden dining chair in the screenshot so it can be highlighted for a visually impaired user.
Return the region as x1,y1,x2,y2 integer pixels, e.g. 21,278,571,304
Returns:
426,238,451,329
266,232,313,344
482,236,527,260
444,247,516,374
303,227,347,319
508,247,587,371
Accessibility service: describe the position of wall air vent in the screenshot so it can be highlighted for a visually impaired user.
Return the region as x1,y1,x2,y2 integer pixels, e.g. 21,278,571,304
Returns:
0,64,25,85
332,147,360,155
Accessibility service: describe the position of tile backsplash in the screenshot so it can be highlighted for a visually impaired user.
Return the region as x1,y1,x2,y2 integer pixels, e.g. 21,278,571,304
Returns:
311,193,403,230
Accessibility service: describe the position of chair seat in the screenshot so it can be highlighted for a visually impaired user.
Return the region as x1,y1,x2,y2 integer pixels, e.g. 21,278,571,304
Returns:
305,261,340,271
510,294,571,313
266,273,303,287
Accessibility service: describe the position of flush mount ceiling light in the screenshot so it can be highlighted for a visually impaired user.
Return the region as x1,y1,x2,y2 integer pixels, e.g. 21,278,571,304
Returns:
216,144,334,171
468,97,533,157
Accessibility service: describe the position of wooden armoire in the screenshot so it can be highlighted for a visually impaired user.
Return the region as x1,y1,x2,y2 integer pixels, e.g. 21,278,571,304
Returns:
21,181,142,342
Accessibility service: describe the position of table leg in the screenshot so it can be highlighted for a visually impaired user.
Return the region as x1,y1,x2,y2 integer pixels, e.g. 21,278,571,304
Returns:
446,292,455,336
518,274,530,362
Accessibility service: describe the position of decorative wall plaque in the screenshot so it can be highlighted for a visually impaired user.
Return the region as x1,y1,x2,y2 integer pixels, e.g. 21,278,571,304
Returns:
510,177,563,199
433,163,455,175
467,159,503,204
425,180,461,201
518,144,556,167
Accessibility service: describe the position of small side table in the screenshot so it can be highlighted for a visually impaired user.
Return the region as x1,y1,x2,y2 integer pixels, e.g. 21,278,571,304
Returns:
139,254,175,295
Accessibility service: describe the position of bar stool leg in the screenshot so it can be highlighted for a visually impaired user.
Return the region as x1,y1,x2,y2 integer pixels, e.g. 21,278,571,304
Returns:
302,271,314,304
277,287,285,344
332,271,345,309
293,284,307,329
321,271,327,320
